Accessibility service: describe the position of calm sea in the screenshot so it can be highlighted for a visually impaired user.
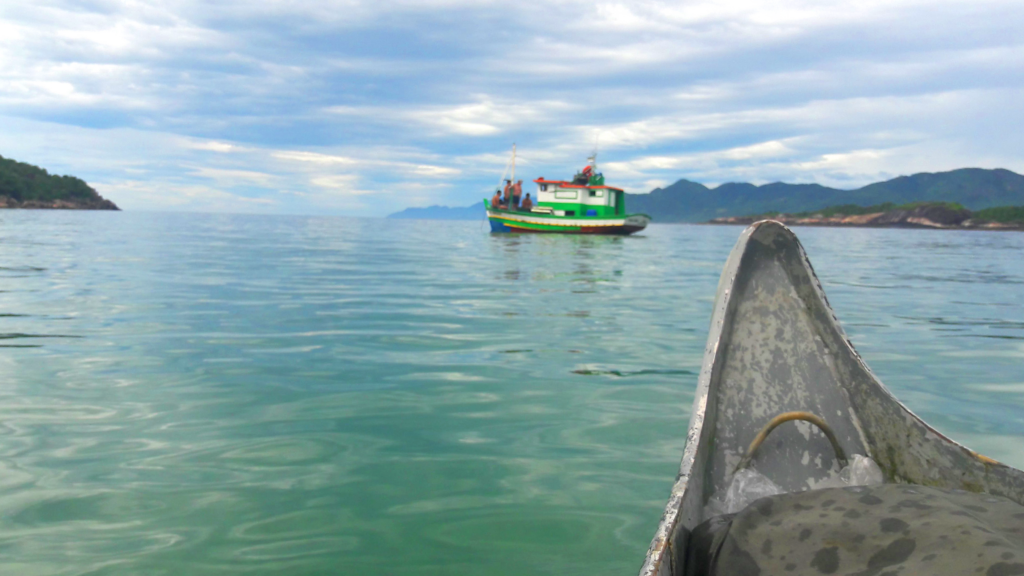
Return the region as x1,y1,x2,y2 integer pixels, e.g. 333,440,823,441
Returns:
0,211,1022,575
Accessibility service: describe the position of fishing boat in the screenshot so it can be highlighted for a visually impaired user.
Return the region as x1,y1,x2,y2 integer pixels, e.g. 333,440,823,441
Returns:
639,220,1024,576
484,146,650,234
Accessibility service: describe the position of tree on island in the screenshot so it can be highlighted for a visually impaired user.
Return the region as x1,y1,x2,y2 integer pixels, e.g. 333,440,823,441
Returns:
0,154,119,210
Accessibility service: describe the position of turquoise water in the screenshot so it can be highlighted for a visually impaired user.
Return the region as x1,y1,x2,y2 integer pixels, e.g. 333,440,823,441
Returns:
0,211,1022,575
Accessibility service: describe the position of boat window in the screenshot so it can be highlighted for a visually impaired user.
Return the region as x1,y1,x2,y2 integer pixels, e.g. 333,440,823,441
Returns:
555,191,578,200
589,190,603,198
565,210,575,216
540,184,547,192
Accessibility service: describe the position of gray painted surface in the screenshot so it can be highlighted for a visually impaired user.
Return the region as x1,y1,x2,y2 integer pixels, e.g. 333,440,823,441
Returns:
714,485,1024,576
638,220,1024,576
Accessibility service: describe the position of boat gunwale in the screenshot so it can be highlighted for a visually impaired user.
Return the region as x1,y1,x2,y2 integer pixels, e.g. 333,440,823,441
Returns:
486,213,650,227
531,178,626,192
484,201,650,223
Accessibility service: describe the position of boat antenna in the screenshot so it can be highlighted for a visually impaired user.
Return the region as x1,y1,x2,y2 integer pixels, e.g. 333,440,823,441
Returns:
497,144,514,189
588,132,599,173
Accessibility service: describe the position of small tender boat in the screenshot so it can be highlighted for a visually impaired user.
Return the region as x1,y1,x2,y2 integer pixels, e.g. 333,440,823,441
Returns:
639,220,1024,576
485,148,650,235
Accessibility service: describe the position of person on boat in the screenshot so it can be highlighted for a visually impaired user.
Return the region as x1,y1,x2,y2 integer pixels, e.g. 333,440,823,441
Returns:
512,180,523,209
572,165,591,185
491,189,504,210
521,193,533,211
502,180,512,205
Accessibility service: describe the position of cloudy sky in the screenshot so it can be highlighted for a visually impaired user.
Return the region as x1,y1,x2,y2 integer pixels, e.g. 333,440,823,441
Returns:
2,0,1023,215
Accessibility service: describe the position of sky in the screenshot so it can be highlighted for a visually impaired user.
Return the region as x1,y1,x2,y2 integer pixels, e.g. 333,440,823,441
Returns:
2,0,1024,216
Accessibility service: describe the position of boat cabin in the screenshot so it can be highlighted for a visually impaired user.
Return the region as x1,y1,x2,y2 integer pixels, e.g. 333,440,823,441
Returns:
532,178,626,218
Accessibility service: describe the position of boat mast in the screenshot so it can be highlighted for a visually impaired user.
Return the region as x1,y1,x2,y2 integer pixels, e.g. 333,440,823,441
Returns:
497,144,515,193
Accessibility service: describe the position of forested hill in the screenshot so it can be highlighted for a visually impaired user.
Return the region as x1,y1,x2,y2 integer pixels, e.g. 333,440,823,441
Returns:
626,168,1024,223
0,154,119,210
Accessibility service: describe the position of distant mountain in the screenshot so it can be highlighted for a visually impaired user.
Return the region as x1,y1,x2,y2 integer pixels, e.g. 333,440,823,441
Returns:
387,201,484,220
385,168,1024,223
0,154,119,210
626,168,1024,223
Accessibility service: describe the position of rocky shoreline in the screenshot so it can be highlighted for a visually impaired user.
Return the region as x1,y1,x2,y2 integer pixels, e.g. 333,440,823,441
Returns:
709,204,1023,231
0,195,119,210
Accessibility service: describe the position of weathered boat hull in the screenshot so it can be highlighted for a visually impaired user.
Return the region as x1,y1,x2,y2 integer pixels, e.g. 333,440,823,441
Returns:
639,220,1024,576
486,208,649,235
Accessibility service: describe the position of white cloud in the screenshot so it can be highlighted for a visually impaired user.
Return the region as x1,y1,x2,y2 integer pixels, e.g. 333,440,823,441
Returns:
190,141,242,153
1,0,1023,213
272,151,360,166
190,167,278,185
330,97,577,138
95,179,277,212
308,174,381,197
272,148,461,178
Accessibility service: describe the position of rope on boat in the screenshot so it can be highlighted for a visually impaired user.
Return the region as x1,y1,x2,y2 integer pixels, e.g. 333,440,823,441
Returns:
733,411,848,474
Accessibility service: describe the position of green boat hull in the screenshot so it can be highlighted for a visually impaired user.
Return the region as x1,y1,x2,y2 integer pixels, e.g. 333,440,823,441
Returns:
485,205,650,235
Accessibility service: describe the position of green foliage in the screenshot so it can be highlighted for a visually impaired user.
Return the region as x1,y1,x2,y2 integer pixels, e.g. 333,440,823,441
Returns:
972,206,1024,223
784,201,967,218
891,201,967,211
731,200,1024,224
0,154,101,202
796,203,896,217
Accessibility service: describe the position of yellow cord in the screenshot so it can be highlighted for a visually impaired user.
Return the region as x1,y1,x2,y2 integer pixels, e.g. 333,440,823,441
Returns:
733,411,848,474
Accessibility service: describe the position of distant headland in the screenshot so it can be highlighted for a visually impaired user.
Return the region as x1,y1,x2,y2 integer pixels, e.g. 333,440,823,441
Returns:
387,168,1024,226
1,154,119,210
709,202,1024,231
388,201,484,220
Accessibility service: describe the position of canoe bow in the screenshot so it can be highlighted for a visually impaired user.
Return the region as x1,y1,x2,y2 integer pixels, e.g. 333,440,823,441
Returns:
639,220,1024,576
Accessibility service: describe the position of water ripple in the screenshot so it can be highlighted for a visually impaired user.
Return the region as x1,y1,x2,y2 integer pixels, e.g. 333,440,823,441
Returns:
0,213,1020,574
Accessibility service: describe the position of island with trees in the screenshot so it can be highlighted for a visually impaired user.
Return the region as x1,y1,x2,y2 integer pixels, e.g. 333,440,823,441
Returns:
0,154,119,210
708,201,1024,230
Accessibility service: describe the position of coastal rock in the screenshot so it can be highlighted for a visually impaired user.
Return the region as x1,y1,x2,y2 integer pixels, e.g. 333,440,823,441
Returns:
872,204,971,227
0,195,119,210
962,219,1019,229
710,203,1020,230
